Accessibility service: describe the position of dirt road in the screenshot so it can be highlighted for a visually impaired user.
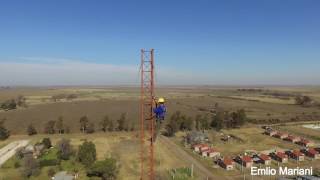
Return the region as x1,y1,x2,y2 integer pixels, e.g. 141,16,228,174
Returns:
0,140,29,166
159,135,225,180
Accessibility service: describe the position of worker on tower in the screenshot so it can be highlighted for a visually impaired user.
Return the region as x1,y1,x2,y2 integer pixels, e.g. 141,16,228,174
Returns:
153,97,166,123
151,97,166,142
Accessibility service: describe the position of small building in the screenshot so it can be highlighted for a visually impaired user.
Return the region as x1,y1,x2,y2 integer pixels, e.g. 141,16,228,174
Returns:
273,132,288,139
284,135,301,143
201,149,209,157
259,154,271,165
206,149,220,158
199,145,210,152
235,155,253,168
218,158,235,170
297,139,315,147
270,152,288,163
265,129,277,136
193,144,209,152
286,150,305,161
302,148,320,159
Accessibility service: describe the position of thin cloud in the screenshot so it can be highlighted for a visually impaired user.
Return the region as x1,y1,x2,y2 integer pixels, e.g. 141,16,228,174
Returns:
0,59,199,86
0,58,319,86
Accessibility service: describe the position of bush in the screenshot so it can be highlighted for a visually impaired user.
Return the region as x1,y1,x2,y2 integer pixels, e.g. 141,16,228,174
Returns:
78,141,96,167
0,119,10,140
42,138,52,149
56,139,73,160
87,158,119,180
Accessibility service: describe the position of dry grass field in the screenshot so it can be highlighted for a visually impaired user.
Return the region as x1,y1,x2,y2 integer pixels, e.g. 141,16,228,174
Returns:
0,86,319,134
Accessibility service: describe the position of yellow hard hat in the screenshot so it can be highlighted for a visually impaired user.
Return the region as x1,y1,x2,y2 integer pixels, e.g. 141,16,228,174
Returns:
158,97,165,103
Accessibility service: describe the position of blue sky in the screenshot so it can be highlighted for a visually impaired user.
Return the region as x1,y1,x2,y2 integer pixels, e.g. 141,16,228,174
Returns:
0,0,319,85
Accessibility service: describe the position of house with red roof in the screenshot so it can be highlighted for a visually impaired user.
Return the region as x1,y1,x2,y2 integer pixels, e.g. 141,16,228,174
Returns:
297,139,315,147
218,158,235,170
193,144,209,152
235,155,253,168
259,154,271,165
285,150,304,161
206,148,220,158
284,135,300,143
302,148,320,159
201,149,210,157
270,152,288,163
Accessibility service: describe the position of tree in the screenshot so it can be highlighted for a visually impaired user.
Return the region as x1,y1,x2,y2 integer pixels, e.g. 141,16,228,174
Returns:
100,116,110,132
44,120,56,134
117,113,126,131
180,116,193,131
200,115,210,130
195,115,201,131
178,115,194,131
21,154,40,178
78,141,97,167
66,94,77,101
56,116,64,134
211,111,224,131
42,138,52,149
108,121,114,132
86,123,95,134
79,116,89,133
295,95,313,106
165,111,181,136
87,158,119,180
56,138,73,160
0,119,10,140
27,123,37,136
234,109,247,126
1,99,17,110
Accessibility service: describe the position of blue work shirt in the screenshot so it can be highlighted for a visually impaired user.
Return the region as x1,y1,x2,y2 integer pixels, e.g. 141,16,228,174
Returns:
153,104,166,120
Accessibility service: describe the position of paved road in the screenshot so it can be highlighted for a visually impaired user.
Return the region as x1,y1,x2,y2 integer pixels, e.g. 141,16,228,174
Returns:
0,140,29,166
158,135,220,180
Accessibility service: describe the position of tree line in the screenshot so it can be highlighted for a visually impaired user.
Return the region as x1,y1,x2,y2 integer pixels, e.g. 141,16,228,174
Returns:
165,109,247,136
26,113,136,136
0,95,26,111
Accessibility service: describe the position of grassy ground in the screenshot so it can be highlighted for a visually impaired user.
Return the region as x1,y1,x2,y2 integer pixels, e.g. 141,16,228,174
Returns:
208,127,301,156
0,132,191,180
277,124,320,142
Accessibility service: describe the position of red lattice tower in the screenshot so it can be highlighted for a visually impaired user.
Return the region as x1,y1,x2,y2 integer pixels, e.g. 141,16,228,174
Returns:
140,49,155,180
